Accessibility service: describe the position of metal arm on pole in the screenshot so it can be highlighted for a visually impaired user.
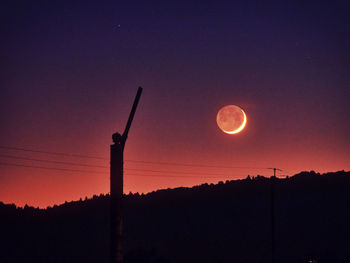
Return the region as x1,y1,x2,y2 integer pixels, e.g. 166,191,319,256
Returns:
122,87,143,140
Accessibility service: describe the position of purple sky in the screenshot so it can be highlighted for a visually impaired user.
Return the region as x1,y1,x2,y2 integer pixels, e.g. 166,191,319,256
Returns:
1,0,349,207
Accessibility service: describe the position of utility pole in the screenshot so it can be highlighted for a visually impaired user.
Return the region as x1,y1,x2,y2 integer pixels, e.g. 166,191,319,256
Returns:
269,167,281,263
271,168,275,263
110,87,142,263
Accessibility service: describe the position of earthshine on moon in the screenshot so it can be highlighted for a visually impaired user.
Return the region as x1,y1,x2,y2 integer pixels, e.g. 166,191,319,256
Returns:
216,105,247,134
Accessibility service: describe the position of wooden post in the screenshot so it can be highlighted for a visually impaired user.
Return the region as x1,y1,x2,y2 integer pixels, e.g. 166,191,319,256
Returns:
271,168,275,263
110,139,124,263
110,87,142,263
270,167,281,263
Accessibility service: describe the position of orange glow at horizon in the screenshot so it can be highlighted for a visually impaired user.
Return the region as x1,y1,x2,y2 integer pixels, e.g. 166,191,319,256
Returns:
0,145,349,209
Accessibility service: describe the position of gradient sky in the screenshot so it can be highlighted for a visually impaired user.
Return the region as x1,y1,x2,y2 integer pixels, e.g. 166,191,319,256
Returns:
1,1,349,208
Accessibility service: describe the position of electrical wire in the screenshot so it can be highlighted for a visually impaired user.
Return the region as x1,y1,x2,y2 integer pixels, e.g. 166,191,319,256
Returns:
0,146,106,160
0,154,269,176
0,161,247,179
0,162,105,174
0,145,273,170
0,154,108,168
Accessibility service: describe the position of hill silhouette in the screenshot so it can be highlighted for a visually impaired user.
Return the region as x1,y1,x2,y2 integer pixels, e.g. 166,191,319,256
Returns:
1,170,350,263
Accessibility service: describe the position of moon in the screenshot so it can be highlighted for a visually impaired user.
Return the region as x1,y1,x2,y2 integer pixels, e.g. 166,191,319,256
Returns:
216,105,247,134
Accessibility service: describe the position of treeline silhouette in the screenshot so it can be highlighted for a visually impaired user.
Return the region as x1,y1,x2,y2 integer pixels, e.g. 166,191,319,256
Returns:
1,171,350,263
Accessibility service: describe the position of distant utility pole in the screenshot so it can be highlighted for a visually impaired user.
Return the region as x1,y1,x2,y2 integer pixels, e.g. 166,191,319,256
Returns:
269,167,282,263
110,87,142,263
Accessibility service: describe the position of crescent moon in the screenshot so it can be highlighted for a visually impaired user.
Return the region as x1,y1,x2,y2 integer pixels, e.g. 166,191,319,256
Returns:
225,109,247,134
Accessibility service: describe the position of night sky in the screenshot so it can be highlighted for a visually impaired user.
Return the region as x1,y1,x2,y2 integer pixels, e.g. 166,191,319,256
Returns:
1,1,349,208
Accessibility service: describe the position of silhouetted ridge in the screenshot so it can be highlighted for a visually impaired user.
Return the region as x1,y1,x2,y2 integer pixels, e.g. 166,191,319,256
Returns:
1,171,349,263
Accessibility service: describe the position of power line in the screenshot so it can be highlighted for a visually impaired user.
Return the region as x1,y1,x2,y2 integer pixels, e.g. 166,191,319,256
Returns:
125,173,240,179
0,145,271,170
0,154,108,169
0,154,267,176
0,161,249,179
0,162,105,174
126,159,268,170
0,146,106,160
0,162,249,179
126,168,238,176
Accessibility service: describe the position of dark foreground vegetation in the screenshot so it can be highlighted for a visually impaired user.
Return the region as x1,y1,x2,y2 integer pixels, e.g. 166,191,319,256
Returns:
1,171,350,263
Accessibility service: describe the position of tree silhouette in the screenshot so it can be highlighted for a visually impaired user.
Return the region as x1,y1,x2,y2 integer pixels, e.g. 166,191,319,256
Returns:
0,171,349,263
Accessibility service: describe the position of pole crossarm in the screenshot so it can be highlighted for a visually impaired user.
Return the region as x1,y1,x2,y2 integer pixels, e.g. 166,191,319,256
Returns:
122,87,143,140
